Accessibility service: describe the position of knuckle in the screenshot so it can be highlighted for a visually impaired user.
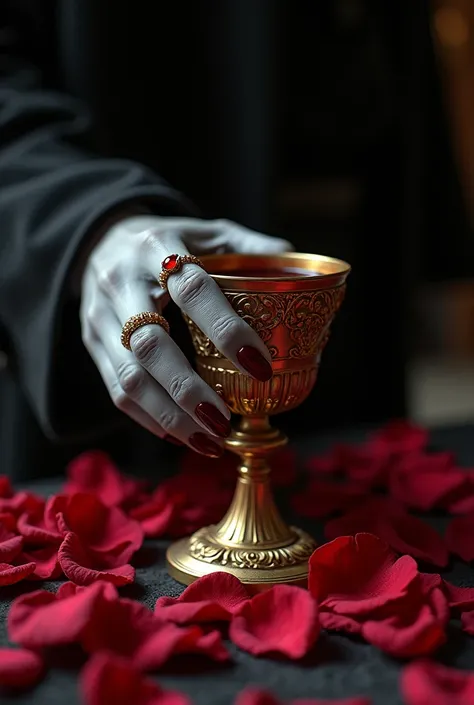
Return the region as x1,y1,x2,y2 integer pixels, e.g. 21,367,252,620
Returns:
81,327,93,350
96,266,123,295
111,383,131,412
173,268,209,308
131,327,160,366
212,315,241,345
215,218,232,230
168,374,194,407
116,361,146,397
156,408,178,433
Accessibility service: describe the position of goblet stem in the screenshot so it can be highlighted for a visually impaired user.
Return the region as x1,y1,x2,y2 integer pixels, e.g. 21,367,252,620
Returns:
216,416,296,548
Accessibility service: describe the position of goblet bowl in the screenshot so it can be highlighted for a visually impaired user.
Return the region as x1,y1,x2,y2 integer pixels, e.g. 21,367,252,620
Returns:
166,252,350,590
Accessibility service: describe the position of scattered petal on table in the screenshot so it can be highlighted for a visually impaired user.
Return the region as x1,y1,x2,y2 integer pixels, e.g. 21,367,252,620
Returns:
446,515,474,562
82,594,229,669
360,582,448,658
8,581,117,648
80,653,191,705
0,532,23,563
305,451,340,475
461,610,474,635
309,533,418,615
235,688,372,705
58,531,135,586
370,420,429,455
333,442,391,488
388,462,464,512
19,545,62,580
17,507,63,546
0,476,13,499
325,498,449,567
441,579,474,613
0,648,44,690
65,450,147,509
155,572,250,624
400,660,474,705
46,493,144,567
129,487,178,538
0,562,36,585
444,474,474,515
230,585,320,659
292,480,366,519
0,491,44,519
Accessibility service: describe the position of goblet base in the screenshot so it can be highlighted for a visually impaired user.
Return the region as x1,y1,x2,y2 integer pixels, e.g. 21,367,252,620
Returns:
166,417,317,592
166,525,316,592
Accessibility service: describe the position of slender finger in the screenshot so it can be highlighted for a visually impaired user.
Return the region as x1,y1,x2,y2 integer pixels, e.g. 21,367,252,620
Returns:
94,310,224,458
112,279,231,438
82,331,183,443
143,231,274,382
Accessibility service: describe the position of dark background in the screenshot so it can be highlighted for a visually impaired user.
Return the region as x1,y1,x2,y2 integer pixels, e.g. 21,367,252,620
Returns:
2,0,473,469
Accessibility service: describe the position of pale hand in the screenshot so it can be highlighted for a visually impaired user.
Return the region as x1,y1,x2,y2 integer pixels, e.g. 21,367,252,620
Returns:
80,216,292,457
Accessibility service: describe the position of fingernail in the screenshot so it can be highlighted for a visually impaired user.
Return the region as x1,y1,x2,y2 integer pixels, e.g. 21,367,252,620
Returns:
237,346,273,382
189,433,223,458
164,434,184,446
195,402,231,438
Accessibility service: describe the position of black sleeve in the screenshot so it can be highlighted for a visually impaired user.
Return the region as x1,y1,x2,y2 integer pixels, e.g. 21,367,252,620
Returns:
0,61,196,442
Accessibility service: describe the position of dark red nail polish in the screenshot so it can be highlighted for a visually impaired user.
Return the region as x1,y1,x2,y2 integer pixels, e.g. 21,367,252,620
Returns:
237,346,273,382
164,434,184,446
195,402,231,438
189,433,223,458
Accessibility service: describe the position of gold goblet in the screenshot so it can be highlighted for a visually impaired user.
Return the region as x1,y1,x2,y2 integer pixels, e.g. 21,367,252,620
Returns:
166,252,350,590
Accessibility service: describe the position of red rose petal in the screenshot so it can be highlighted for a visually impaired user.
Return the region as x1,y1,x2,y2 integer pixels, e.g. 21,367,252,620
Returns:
81,595,229,669
65,451,146,509
309,533,419,615
0,648,44,690
446,515,474,562
80,653,191,705
155,572,250,623
325,498,449,567
235,689,372,705
229,585,319,659
444,474,474,515
58,532,135,586
8,581,118,648
389,457,463,512
19,546,62,580
47,493,143,567
461,610,474,635
0,562,36,585
361,584,448,657
441,579,474,613
333,442,391,488
17,508,63,546
0,491,44,518
0,476,13,499
291,480,365,519
0,535,23,563
129,487,177,538
370,420,428,455
0,513,18,532
305,451,340,475
401,660,474,705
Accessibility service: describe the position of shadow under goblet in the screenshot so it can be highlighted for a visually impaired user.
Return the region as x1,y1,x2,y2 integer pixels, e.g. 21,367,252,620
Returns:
166,252,350,590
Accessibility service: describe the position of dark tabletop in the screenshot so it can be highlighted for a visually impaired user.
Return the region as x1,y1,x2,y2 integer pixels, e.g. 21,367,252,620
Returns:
1,423,474,705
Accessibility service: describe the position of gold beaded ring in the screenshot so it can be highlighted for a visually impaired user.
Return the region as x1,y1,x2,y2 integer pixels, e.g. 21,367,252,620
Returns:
120,312,170,351
159,253,204,290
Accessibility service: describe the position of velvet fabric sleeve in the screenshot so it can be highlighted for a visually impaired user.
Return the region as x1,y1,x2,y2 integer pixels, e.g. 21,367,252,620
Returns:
0,62,196,442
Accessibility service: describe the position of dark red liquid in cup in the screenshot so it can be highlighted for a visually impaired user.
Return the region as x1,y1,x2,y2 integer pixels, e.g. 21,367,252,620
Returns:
210,267,321,278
